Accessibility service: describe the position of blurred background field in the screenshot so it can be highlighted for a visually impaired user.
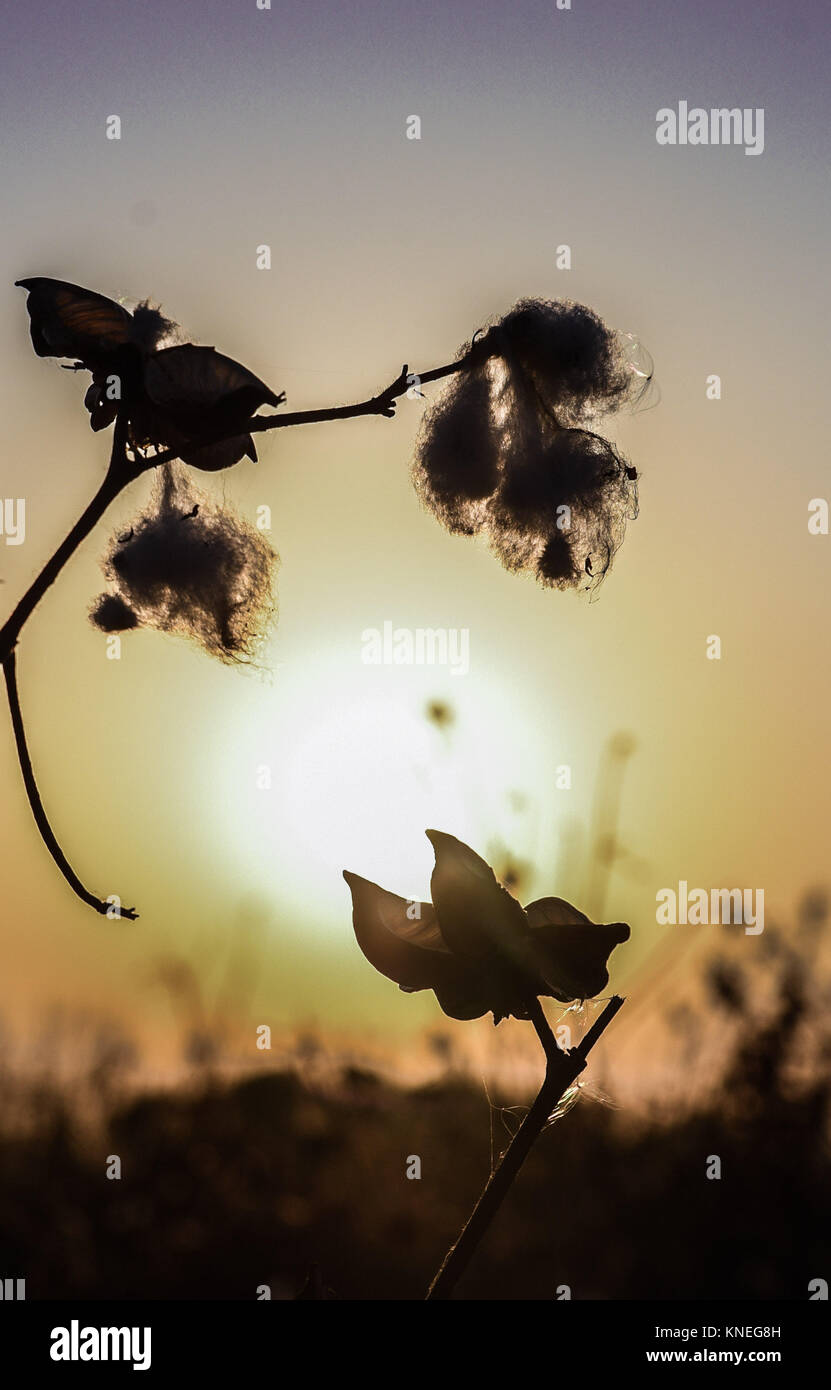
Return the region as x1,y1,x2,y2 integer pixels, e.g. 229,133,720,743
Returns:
1,887,828,1300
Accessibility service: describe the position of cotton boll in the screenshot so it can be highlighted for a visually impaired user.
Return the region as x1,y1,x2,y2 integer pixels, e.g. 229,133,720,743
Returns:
410,297,647,594
93,464,278,663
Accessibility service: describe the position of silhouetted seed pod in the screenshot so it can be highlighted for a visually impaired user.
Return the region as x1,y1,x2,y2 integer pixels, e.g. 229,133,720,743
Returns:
344,829,630,1023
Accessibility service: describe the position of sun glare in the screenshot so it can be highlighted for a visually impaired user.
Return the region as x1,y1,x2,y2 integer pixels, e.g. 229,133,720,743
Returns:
221,647,550,933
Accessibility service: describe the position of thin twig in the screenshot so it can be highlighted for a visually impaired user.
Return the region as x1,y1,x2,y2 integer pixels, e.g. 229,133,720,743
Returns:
425,995,625,1300
1,355,476,659
144,353,477,470
1,349,487,659
2,648,138,920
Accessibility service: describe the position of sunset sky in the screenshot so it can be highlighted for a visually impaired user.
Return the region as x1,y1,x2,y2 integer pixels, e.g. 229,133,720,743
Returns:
0,0,828,1054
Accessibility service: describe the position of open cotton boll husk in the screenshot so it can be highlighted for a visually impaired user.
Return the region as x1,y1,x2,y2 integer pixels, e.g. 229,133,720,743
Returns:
90,463,278,663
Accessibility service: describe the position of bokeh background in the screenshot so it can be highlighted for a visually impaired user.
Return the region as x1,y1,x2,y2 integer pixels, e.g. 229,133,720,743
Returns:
0,0,828,1298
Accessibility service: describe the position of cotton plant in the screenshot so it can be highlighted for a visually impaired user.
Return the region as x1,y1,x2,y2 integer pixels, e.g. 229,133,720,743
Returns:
345,829,629,1298
2,276,650,919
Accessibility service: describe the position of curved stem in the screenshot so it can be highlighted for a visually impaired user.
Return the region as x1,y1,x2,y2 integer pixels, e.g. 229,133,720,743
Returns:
425,994,625,1300
0,348,483,918
0,414,133,664
2,648,138,920
0,413,138,918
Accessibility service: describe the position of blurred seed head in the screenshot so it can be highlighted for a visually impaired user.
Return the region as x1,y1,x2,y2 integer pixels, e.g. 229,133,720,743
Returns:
425,699,455,730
